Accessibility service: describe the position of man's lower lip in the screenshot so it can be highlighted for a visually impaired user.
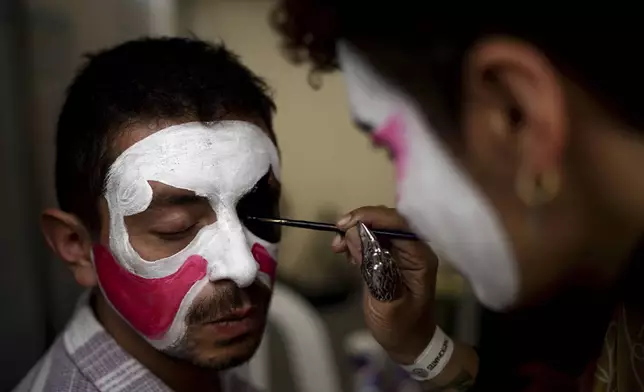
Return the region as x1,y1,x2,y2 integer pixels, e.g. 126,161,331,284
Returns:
202,317,258,337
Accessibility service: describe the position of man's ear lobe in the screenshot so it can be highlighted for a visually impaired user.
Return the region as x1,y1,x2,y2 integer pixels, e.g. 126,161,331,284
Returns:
41,209,97,287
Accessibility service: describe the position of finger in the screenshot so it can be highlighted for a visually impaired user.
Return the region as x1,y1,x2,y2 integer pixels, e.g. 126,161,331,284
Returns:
362,279,404,316
343,226,363,262
336,206,409,232
330,234,347,253
344,215,421,272
344,250,358,265
346,219,437,280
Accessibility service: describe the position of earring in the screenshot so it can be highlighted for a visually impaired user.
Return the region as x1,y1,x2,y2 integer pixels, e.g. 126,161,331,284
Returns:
516,169,561,207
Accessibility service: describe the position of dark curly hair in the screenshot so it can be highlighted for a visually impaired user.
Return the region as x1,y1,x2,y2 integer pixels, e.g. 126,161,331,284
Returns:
56,37,276,232
272,2,644,133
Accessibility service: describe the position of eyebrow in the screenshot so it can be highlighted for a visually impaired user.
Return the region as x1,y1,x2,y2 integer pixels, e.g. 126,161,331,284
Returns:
147,193,207,210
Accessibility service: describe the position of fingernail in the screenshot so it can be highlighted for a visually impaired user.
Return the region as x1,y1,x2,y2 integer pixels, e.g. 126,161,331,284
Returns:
331,234,342,248
336,214,352,228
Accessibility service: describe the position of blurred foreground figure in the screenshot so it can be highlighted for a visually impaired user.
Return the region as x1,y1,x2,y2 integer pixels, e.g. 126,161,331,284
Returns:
273,3,644,391
15,37,282,392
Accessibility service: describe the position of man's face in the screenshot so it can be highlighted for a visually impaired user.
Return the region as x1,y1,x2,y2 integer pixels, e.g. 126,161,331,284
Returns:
95,119,281,368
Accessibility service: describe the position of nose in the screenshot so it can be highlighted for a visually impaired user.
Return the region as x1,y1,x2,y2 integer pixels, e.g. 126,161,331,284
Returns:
204,212,258,288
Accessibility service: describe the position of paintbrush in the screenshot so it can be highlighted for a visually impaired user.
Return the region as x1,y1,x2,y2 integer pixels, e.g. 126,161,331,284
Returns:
244,216,419,241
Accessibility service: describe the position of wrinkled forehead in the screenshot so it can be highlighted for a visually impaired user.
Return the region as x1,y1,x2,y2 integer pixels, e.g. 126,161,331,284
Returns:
105,121,279,215
337,41,402,127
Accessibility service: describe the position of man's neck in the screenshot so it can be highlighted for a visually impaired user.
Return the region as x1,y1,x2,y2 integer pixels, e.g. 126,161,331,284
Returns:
93,291,221,392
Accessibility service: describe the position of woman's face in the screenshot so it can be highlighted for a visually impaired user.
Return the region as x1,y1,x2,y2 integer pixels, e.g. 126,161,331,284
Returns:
336,39,621,310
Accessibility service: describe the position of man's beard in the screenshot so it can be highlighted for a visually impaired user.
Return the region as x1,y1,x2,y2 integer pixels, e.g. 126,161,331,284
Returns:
163,282,269,370
167,336,259,370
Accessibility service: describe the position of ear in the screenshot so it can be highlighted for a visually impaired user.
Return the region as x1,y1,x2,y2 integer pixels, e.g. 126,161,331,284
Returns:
41,209,97,287
462,36,566,205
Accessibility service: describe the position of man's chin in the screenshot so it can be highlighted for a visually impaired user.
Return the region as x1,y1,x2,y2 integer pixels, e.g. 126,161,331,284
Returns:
192,351,254,371
177,329,264,370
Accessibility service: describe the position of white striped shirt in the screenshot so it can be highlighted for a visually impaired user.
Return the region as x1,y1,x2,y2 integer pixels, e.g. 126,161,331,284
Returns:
13,293,258,392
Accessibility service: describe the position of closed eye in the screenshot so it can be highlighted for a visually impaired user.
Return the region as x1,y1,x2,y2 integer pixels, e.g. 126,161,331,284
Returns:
152,224,197,241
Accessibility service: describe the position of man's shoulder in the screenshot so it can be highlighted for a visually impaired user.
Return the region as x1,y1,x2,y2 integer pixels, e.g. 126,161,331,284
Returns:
14,291,264,392
13,338,96,392
12,293,169,392
13,343,263,392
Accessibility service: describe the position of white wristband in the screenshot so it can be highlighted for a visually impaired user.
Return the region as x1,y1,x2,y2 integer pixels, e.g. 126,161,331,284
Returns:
399,326,454,381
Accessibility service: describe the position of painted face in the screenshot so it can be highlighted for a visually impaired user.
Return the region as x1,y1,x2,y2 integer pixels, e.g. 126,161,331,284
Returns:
93,121,280,352
337,42,519,311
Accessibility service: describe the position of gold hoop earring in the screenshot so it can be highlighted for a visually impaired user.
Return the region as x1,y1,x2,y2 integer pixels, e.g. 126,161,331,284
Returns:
516,169,561,207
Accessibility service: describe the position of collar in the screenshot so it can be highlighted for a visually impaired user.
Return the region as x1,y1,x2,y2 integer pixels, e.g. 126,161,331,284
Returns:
63,290,170,392
62,291,253,391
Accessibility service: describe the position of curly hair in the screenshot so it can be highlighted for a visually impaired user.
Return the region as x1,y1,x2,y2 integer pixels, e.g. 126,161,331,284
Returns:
272,2,644,133
271,0,340,74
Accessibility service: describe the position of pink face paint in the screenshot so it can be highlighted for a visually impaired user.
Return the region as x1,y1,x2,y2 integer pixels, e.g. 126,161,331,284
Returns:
93,244,207,339
252,243,277,282
372,114,408,181
372,114,408,201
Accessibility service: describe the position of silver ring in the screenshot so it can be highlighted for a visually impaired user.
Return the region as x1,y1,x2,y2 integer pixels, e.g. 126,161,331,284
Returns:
357,221,401,302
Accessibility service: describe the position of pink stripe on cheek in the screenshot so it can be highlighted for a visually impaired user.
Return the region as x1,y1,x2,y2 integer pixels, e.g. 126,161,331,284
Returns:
252,243,277,283
92,244,207,339
372,114,408,181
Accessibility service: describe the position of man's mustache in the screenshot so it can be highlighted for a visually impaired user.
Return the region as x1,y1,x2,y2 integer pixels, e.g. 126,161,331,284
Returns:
187,282,254,324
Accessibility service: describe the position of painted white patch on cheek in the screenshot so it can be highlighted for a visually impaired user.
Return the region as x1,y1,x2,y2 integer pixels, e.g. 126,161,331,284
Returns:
338,42,519,310
95,121,281,350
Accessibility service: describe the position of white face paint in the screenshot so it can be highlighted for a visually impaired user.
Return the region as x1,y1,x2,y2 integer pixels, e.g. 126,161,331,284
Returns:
92,121,280,350
338,42,519,310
